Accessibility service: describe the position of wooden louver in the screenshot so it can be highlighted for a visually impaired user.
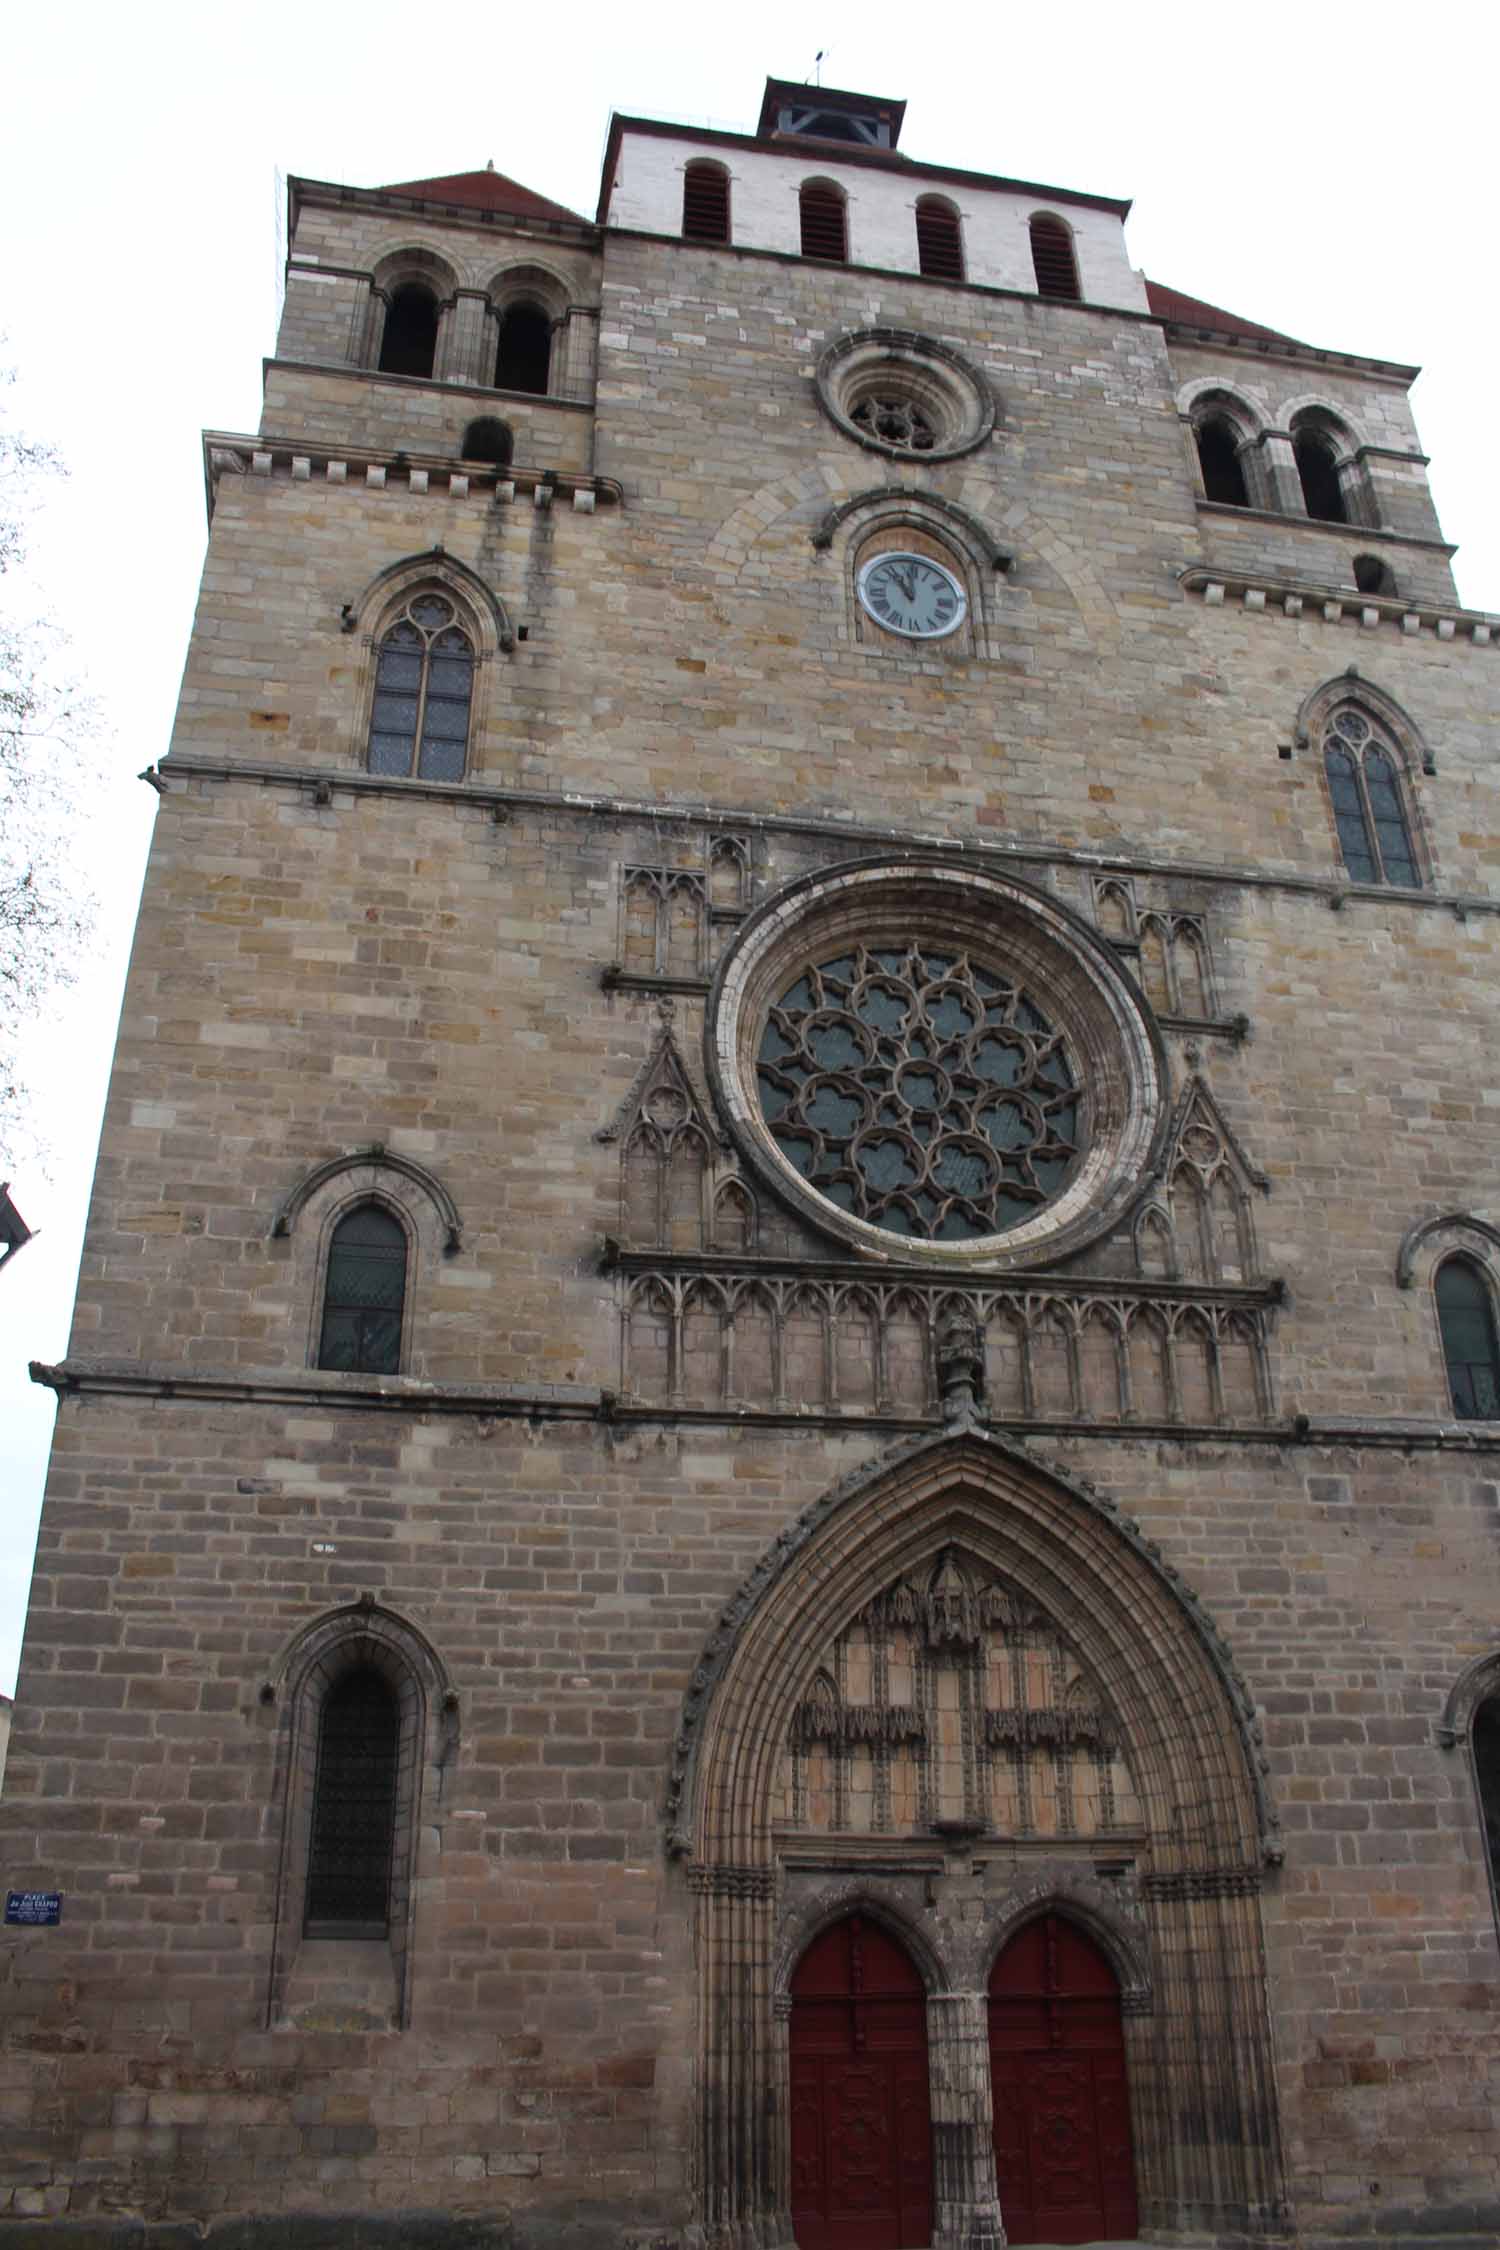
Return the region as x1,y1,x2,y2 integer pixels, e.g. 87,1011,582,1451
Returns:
800,181,848,263
1030,214,1081,302
682,162,731,245
915,197,963,280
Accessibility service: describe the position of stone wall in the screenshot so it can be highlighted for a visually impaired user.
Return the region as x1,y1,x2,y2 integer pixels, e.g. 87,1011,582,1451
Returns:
4,167,1500,2250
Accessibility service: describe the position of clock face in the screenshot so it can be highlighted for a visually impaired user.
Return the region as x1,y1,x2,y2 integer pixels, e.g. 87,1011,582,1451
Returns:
857,551,967,640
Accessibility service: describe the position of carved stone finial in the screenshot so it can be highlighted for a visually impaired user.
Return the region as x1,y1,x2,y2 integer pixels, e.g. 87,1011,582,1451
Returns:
935,1303,986,1426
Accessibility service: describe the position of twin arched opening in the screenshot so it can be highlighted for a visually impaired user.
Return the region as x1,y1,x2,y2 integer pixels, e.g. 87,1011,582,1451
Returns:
788,1905,1137,2248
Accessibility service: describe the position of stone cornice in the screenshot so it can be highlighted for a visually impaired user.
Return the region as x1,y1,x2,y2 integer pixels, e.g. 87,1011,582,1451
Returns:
1181,563,1493,647
1159,320,1419,386
263,356,599,410
27,1361,1500,1454
154,754,1500,925
203,426,618,526
1193,499,1454,556
289,175,599,251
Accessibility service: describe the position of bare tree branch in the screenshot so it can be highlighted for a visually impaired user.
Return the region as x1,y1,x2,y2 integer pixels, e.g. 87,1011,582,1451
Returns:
0,364,108,1174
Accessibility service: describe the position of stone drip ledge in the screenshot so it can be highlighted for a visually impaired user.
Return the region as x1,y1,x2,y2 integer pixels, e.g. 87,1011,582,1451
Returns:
26,1360,1500,1454
27,1359,605,1422
1181,565,1496,648
154,754,1500,927
202,429,621,522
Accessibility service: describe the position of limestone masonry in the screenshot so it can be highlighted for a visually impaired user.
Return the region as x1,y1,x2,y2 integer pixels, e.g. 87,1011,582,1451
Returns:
5,75,1500,2250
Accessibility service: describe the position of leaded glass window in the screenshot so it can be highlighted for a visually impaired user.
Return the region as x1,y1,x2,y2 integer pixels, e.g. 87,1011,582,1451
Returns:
304,1667,399,1935
318,1204,407,1374
367,593,475,782
1437,1257,1500,1420
1324,708,1419,888
756,944,1084,1242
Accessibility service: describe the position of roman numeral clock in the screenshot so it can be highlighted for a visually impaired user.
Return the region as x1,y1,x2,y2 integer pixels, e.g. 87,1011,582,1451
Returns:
857,549,968,638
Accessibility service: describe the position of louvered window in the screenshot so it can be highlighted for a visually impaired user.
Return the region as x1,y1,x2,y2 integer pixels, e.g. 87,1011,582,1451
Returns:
379,283,440,378
683,161,731,245
1323,708,1420,889
318,1204,407,1374
304,1668,400,1935
1030,214,1081,302
800,181,848,263
367,593,475,783
1437,1259,1500,1420
915,197,964,280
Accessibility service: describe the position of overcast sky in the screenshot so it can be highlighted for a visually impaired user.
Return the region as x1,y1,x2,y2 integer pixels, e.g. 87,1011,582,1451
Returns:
1,0,1496,1695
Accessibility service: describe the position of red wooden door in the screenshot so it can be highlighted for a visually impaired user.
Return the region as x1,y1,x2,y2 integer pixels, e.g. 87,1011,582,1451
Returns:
789,1914,933,2250
989,1914,1138,2245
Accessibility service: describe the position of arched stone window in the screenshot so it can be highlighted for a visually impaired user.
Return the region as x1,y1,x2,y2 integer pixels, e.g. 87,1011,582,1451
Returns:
800,179,848,262
317,1203,407,1374
366,589,476,782
1294,426,1346,521
1322,704,1420,887
1029,213,1080,301
915,195,963,280
1353,552,1396,597
460,416,513,465
682,160,731,245
495,301,551,394
1436,1256,1500,1419
304,1665,400,1934
1196,414,1249,506
378,281,440,378
274,1144,463,1378
266,1599,455,2030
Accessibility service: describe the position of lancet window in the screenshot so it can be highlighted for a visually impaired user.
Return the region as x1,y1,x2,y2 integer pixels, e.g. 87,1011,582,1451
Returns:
366,592,476,782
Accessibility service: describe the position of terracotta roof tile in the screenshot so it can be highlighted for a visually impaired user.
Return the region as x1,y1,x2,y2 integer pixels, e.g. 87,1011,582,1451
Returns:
1145,279,1305,349
377,169,588,225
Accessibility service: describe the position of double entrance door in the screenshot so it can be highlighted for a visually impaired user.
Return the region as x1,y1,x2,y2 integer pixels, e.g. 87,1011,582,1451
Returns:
789,1910,1137,2249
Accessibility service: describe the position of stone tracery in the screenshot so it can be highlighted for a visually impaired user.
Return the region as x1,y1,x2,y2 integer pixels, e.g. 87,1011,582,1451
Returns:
757,943,1084,1242
778,1551,1140,1841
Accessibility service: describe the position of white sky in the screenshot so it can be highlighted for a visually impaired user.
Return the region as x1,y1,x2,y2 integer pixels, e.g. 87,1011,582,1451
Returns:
1,0,1497,1695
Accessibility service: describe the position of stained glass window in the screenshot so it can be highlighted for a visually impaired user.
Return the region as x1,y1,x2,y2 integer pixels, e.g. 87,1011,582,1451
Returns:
318,1204,407,1374
756,944,1084,1242
1437,1258,1500,1421
304,1667,399,1934
367,592,475,782
1324,708,1419,887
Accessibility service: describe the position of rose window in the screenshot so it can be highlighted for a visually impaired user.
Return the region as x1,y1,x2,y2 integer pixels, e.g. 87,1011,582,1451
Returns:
850,396,936,452
755,944,1084,1241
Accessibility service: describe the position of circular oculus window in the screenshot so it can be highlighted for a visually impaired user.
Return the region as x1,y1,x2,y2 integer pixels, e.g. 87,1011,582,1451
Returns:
707,860,1167,1271
857,551,968,639
817,329,996,463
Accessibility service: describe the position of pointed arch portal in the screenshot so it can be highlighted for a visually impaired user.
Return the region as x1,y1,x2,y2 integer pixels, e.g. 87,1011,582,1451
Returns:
790,1914,933,2250
989,1914,1138,2245
675,1428,1286,2247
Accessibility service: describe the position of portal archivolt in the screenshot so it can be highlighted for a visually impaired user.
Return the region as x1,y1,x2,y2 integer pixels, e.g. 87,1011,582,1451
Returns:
677,1428,1286,2247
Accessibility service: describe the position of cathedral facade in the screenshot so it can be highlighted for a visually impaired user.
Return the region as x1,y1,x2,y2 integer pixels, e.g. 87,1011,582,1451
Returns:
6,79,1500,2250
